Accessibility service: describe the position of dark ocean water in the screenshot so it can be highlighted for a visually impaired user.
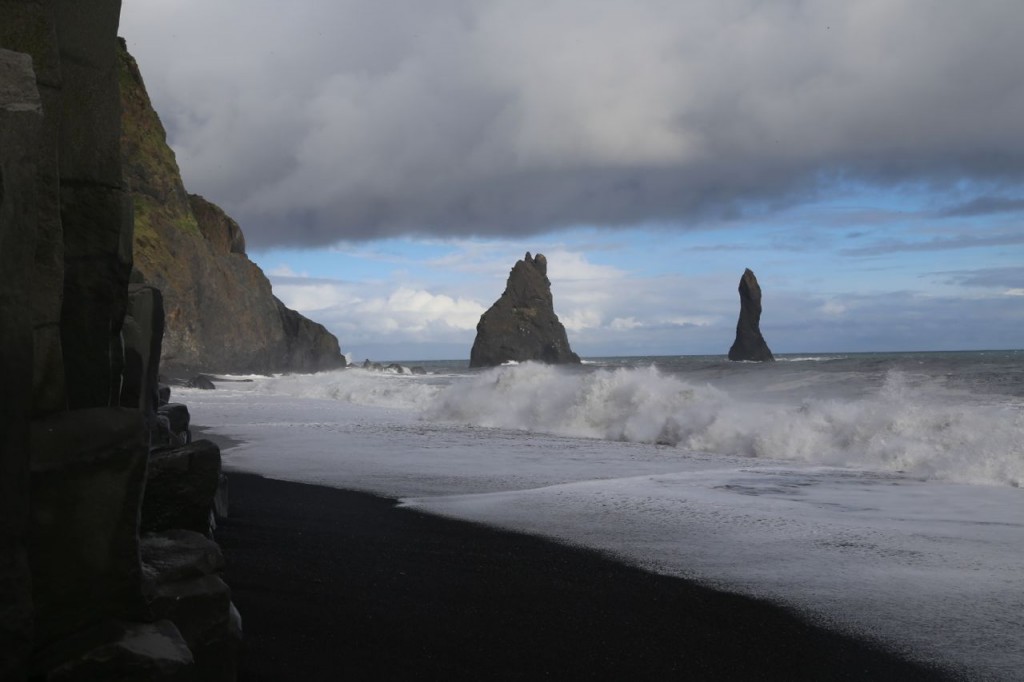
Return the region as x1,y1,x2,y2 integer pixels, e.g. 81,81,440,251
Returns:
402,349,1024,400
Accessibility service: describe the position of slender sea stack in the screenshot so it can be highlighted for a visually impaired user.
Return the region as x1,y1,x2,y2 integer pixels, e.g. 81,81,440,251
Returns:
728,268,775,362
470,252,581,368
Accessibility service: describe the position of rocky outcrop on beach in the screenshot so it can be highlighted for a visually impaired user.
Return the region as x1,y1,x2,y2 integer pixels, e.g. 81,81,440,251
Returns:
119,40,345,376
1,5,239,679
728,268,775,362
470,252,581,367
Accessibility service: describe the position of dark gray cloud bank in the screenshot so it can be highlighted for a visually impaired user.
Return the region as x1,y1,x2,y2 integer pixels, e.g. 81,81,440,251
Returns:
121,1,1024,249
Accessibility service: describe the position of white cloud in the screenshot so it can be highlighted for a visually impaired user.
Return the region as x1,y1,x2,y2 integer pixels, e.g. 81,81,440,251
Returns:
608,315,714,331
560,309,603,332
273,283,356,312
268,264,307,278
819,300,847,316
609,317,642,331
544,249,628,281
663,316,715,328
374,288,485,331
271,276,486,347
1004,288,1024,297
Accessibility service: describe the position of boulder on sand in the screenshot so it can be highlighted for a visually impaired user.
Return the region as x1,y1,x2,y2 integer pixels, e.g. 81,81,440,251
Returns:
142,440,222,536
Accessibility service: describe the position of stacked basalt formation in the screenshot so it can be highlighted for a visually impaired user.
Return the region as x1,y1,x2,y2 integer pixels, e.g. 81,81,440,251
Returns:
1,5,240,679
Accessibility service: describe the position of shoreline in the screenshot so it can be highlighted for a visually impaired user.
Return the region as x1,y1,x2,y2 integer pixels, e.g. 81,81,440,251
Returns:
216,472,953,681
190,424,246,452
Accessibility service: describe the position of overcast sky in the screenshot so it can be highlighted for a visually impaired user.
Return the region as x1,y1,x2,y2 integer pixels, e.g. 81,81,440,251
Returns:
120,0,1023,360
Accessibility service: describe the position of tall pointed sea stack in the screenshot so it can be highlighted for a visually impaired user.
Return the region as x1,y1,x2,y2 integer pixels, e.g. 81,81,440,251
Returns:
470,252,581,368
728,268,775,362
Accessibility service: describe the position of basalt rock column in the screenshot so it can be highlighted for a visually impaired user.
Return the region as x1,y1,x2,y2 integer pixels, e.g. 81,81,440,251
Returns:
2,3,239,678
0,0,67,414
727,268,775,362
0,47,42,680
470,252,581,368
54,0,134,407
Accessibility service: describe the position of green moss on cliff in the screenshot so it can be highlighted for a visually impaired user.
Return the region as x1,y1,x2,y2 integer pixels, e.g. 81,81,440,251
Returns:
117,38,199,241
132,194,199,244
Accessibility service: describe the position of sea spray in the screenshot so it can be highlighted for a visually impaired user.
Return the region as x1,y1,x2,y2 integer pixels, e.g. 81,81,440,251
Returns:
249,366,444,410
424,363,1024,486
215,357,1024,486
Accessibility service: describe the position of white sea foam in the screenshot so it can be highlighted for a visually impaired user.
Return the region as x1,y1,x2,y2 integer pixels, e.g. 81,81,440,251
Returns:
245,367,444,410
210,361,1024,487
425,363,1024,487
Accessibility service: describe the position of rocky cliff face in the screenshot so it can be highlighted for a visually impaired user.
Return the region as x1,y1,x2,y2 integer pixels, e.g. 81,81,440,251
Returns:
727,268,775,362
470,252,581,367
119,40,344,375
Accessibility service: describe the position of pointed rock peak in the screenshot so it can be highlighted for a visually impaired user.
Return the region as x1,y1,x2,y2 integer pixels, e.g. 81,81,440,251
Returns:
532,252,547,277
728,268,775,362
739,268,761,297
522,251,547,276
469,253,580,368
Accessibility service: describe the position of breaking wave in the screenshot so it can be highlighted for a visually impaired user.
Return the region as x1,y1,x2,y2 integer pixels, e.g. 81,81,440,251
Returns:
229,360,1024,486
249,367,445,410
424,363,1024,486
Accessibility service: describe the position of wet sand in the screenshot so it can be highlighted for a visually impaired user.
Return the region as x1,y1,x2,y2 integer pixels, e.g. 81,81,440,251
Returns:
216,472,951,681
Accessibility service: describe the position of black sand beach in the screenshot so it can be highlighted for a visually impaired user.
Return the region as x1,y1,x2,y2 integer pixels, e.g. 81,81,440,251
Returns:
216,473,952,681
